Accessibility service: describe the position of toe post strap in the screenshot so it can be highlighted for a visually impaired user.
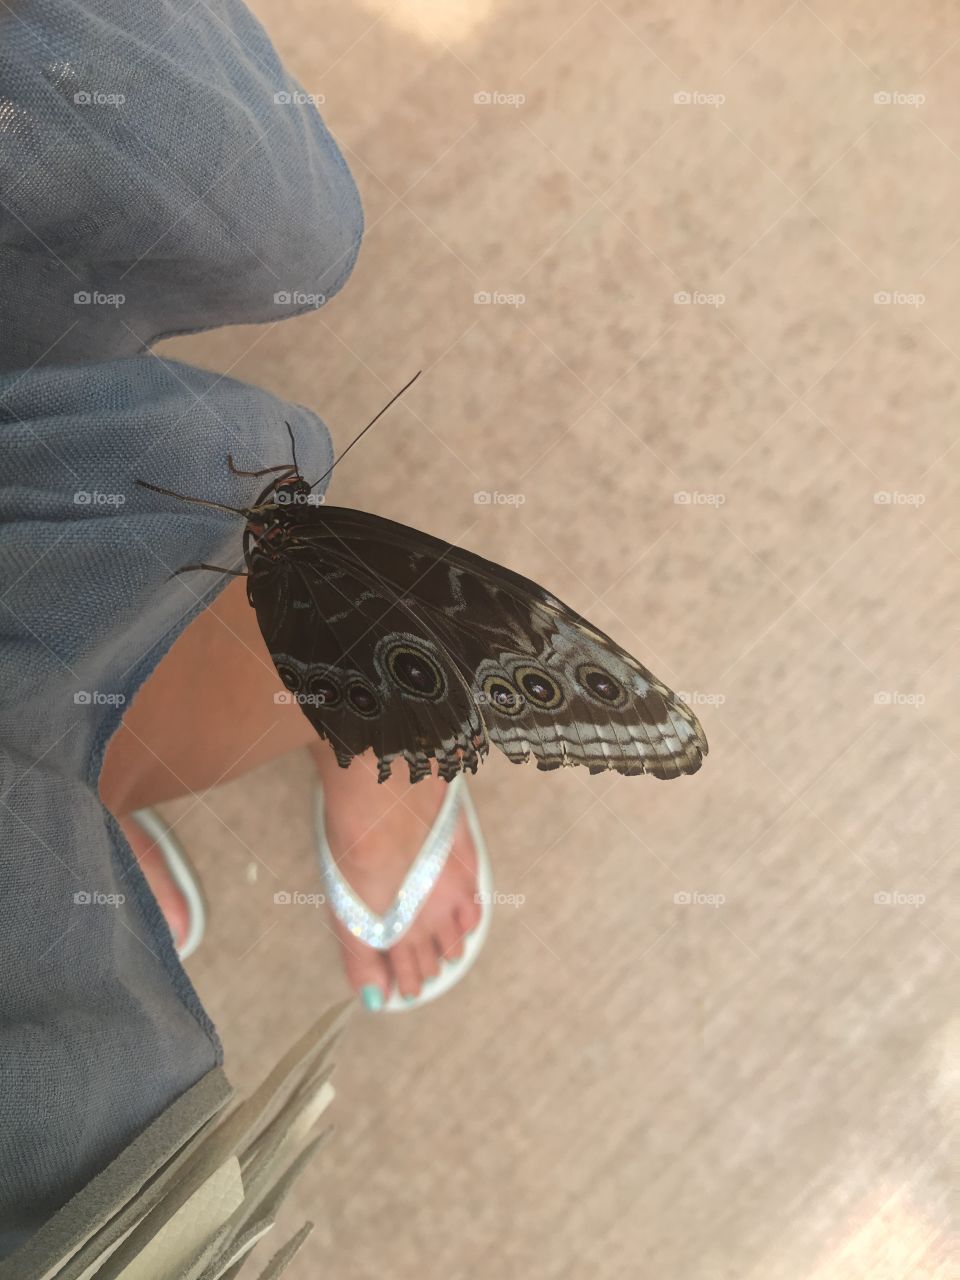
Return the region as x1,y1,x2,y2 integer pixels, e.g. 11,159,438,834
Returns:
317,774,463,951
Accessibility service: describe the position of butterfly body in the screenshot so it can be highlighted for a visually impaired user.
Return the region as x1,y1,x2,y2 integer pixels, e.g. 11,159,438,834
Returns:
242,473,708,785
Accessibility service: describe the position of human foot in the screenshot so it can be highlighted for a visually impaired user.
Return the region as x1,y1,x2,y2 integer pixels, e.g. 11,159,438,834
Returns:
311,745,484,1010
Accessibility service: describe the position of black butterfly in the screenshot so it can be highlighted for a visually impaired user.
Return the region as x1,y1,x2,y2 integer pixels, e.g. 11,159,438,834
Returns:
137,377,707,784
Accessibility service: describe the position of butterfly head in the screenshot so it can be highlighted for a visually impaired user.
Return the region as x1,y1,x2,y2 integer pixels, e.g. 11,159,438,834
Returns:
245,475,324,560
252,473,324,514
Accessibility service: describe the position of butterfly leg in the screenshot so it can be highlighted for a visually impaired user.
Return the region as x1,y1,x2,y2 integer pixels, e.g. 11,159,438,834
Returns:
135,477,247,515
226,455,298,479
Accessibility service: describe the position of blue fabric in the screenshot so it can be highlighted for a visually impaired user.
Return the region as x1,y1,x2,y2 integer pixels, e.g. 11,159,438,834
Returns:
0,0,362,1253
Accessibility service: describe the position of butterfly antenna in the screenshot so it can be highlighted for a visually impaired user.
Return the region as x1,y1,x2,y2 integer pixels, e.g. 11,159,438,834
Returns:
285,421,300,474
309,370,422,491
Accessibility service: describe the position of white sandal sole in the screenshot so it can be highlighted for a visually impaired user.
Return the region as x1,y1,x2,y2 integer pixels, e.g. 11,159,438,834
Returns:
129,806,207,960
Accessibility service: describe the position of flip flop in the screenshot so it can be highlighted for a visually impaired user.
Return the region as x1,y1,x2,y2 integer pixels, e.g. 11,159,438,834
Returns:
128,806,207,960
315,773,493,1012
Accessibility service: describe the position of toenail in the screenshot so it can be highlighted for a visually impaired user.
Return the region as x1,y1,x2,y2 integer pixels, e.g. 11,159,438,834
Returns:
360,985,384,1012
403,994,417,1004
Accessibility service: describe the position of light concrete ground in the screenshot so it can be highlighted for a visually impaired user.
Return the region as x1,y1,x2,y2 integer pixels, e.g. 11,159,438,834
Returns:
158,3,958,1276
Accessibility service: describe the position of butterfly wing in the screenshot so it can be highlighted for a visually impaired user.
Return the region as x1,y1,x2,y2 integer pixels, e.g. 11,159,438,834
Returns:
247,530,488,782
250,505,706,783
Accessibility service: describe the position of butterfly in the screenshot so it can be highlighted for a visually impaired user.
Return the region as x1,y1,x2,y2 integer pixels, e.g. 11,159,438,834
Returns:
136,376,707,785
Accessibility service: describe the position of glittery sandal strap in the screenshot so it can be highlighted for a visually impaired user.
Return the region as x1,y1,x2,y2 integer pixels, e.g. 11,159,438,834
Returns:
316,774,463,951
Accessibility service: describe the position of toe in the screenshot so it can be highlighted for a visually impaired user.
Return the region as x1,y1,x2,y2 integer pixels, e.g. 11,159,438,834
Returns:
338,931,391,1012
434,918,465,963
456,895,482,937
418,938,441,984
389,942,423,1000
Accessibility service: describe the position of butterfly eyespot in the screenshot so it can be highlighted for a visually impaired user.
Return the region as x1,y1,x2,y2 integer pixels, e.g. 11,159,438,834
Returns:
275,661,302,691
578,664,628,709
307,671,341,708
385,642,446,701
346,680,379,717
480,674,524,716
514,665,564,710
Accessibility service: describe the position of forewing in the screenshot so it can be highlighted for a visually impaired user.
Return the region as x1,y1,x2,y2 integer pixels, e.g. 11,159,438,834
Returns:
248,538,487,782
285,507,707,780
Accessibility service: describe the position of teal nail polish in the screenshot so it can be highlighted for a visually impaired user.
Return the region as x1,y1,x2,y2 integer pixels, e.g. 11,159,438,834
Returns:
403,994,417,1004
360,985,384,1012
